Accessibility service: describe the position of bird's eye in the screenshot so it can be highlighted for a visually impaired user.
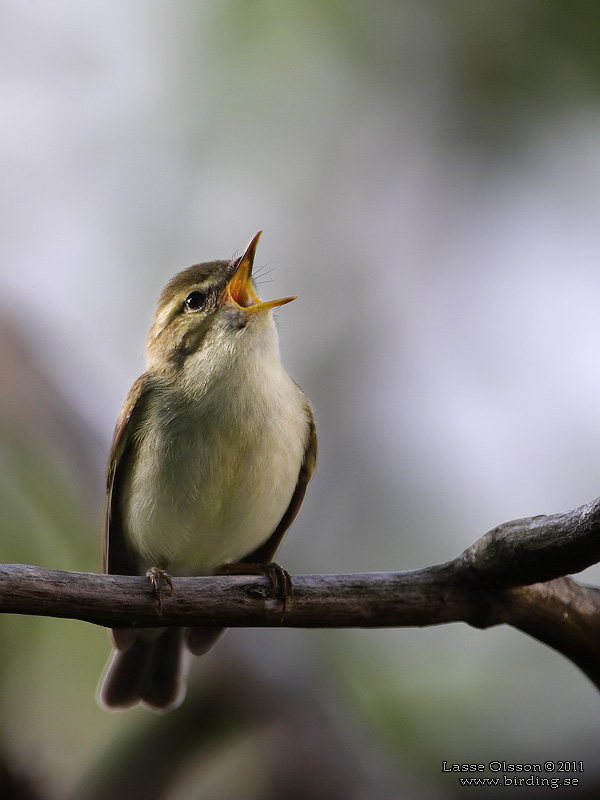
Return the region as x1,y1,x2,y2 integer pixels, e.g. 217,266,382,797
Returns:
184,291,205,312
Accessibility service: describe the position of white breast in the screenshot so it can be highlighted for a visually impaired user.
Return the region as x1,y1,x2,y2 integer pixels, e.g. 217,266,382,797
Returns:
122,323,310,575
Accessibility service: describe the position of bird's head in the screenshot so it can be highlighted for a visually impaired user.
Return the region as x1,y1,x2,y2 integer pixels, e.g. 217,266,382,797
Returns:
146,232,295,379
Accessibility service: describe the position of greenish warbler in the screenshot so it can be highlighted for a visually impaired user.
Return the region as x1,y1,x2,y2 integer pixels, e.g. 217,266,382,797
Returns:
99,232,316,712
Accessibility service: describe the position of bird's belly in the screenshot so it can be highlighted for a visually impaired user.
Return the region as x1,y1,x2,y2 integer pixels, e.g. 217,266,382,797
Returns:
123,417,304,574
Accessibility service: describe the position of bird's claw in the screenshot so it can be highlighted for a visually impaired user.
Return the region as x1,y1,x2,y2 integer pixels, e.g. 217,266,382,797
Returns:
219,561,293,621
145,566,174,614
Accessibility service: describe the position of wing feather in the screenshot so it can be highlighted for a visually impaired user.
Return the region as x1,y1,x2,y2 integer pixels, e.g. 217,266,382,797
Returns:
102,373,153,576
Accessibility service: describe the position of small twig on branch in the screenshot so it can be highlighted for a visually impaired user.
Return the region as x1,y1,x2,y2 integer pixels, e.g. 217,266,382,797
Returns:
2,496,600,689
462,495,600,583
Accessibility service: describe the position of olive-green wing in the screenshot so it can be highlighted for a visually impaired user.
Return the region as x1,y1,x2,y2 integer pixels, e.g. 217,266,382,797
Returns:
102,373,153,577
244,402,317,564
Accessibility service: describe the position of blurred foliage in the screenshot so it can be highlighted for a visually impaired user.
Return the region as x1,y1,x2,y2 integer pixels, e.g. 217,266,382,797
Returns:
444,0,600,140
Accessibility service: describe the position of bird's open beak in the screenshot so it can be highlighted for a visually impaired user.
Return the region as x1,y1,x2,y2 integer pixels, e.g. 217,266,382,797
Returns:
226,232,296,314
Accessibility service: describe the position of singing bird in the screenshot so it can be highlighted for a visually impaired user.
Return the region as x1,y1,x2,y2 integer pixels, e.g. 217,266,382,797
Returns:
99,233,316,711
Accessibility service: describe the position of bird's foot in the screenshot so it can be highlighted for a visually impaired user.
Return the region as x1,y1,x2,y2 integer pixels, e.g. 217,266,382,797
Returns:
219,561,293,621
145,566,174,615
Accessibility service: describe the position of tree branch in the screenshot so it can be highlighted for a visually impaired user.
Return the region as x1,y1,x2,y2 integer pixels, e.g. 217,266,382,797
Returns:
3,497,600,688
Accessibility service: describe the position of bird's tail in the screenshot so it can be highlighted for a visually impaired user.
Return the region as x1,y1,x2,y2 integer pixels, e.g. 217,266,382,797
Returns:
98,627,188,713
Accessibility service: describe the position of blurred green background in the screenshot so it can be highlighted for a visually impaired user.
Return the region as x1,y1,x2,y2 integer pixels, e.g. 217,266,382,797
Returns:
2,1,600,797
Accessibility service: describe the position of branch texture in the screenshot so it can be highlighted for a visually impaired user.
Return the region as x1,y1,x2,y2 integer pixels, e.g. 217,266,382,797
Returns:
3,496,600,688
